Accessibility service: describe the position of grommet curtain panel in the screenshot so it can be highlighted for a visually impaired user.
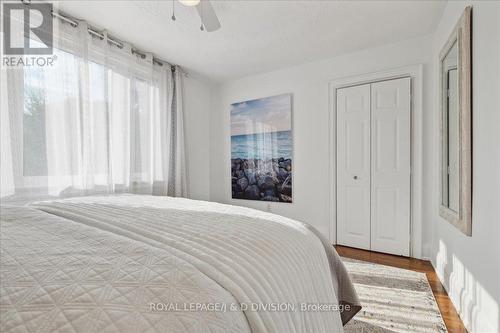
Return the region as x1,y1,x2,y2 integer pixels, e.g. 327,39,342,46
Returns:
1,20,187,203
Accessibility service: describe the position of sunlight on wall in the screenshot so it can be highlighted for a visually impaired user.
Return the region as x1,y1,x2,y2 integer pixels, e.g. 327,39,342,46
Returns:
435,240,448,281
436,239,499,333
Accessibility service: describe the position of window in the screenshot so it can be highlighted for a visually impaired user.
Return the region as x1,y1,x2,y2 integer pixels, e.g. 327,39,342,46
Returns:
23,67,47,176
1,24,180,199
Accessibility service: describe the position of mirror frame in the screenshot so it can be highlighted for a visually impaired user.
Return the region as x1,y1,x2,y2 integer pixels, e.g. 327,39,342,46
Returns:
439,6,472,236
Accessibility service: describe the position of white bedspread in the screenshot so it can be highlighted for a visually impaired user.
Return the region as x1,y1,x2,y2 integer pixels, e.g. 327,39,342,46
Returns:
2,195,354,332
1,205,250,333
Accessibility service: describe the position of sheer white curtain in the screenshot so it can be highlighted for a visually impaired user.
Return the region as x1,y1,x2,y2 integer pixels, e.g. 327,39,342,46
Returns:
1,20,186,203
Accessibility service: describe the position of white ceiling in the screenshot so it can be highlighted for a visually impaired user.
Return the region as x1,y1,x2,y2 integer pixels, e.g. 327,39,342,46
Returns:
55,0,446,81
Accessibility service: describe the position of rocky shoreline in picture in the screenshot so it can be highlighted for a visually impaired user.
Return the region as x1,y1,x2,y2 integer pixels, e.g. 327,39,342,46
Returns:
231,158,292,203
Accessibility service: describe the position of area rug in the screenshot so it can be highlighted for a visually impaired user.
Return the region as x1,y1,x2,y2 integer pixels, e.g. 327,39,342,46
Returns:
342,257,447,333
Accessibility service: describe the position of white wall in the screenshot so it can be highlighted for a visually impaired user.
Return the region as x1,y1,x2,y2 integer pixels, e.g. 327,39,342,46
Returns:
209,34,435,246
428,2,500,333
183,75,212,200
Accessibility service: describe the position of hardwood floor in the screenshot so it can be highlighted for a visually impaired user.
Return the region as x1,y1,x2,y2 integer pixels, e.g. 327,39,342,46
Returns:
335,245,468,333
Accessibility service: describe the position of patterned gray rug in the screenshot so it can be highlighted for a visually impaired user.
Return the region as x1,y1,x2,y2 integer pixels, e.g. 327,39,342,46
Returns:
342,257,447,333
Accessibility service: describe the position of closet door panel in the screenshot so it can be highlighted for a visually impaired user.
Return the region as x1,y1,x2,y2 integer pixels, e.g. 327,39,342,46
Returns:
336,84,371,250
370,78,411,256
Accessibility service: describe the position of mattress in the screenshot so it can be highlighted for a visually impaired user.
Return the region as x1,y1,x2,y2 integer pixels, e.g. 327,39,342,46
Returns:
1,195,360,332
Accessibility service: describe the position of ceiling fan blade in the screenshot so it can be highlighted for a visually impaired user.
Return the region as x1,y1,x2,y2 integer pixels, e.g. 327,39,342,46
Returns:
196,0,221,32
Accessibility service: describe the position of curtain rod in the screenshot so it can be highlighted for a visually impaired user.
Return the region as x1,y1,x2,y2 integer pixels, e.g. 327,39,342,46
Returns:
50,11,173,69
20,0,188,75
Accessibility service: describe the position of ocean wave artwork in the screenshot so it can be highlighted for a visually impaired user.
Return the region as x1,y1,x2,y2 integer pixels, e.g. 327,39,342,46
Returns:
230,94,293,203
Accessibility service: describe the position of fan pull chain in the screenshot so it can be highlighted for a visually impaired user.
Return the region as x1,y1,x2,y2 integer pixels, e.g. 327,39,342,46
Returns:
171,0,176,21
200,0,205,31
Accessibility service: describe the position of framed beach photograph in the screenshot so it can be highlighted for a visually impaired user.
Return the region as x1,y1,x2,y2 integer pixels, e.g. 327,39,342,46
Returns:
230,94,293,202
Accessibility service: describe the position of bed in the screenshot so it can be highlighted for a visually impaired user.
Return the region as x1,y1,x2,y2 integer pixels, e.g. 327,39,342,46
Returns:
0,195,360,332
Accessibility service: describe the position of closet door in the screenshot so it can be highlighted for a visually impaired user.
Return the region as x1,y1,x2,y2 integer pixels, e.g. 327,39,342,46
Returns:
336,84,371,250
370,78,411,256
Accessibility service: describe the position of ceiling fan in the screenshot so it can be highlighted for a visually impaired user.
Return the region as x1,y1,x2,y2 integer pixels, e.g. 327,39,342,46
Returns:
174,0,221,32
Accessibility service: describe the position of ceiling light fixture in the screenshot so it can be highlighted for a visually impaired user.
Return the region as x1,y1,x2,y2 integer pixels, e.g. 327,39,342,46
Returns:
178,0,200,6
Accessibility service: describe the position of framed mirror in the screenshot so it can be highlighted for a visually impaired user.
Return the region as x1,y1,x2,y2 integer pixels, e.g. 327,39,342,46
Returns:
439,7,472,236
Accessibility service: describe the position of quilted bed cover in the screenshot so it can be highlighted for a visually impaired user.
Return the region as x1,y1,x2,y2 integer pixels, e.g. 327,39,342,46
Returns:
1,195,360,333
